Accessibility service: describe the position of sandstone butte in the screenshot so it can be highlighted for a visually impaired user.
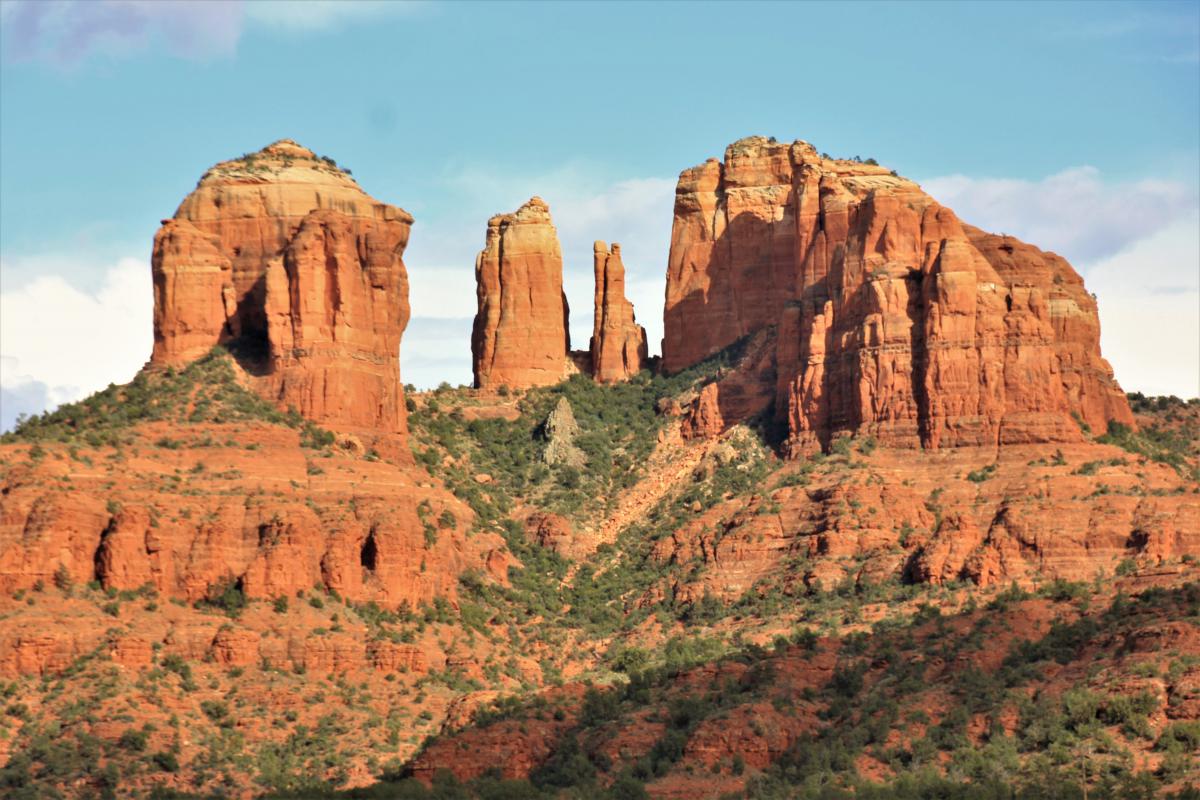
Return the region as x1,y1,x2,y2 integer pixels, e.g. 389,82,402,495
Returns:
663,136,1135,454
471,197,572,389
151,138,413,439
591,241,649,383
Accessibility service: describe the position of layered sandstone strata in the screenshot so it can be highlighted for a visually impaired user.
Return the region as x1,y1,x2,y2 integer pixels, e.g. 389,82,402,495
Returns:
590,241,648,382
663,136,1133,451
150,139,412,434
0,422,509,612
471,197,571,389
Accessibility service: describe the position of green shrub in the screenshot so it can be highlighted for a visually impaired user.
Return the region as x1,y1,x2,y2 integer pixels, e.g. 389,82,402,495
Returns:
118,728,149,752
202,577,246,618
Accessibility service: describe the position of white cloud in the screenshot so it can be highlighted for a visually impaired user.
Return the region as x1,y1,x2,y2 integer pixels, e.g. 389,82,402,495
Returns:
1,0,242,64
402,317,474,391
0,257,152,430
921,166,1199,397
922,167,1197,264
0,0,419,64
1086,218,1200,398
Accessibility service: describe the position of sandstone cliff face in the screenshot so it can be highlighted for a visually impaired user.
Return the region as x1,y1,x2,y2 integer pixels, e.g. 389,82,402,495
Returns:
663,137,1133,451
471,197,571,389
0,421,508,612
151,139,412,435
590,241,648,382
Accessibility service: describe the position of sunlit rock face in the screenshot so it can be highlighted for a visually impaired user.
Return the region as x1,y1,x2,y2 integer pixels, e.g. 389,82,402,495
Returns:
151,139,413,436
663,136,1133,452
470,197,572,390
590,241,647,383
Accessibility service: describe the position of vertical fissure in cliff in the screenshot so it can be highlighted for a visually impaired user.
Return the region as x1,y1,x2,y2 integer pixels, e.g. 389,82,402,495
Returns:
905,267,931,447
360,530,378,574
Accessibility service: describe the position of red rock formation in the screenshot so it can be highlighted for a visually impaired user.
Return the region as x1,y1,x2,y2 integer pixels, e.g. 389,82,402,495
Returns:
663,137,1133,451
471,197,571,389
681,328,778,441
648,440,1200,599
150,139,413,436
0,420,504,612
682,383,724,440
590,241,647,382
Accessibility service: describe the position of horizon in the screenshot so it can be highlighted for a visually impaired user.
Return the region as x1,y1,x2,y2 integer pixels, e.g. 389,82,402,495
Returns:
2,0,1198,431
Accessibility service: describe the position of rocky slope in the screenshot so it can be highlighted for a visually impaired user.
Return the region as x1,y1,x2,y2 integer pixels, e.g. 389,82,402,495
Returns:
152,139,413,439
471,197,572,390
404,577,1200,799
663,137,1133,454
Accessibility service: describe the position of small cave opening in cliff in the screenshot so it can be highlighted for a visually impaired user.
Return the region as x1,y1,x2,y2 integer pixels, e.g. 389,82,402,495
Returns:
360,532,378,574
1125,529,1150,553
92,523,116,588
1005,294,1013,312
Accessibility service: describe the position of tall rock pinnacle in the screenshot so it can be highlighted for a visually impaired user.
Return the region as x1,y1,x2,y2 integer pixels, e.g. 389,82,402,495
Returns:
149,139,413,436
663,136,1134,452
590,241,647,382
470,197,571,389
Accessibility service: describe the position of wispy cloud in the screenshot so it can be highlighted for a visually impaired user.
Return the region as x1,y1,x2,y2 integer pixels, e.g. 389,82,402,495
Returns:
243,0,417,32
921,166,1198,266
1046,9,1200,41
1086,218,1200,398
0,0,419,65
0,0,243,64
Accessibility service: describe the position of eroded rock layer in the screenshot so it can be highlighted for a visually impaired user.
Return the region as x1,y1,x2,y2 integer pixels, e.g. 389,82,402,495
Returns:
150,139,413,435
663,137,1133,452
590,241,648,382
0,421,508,613
471,197,571,389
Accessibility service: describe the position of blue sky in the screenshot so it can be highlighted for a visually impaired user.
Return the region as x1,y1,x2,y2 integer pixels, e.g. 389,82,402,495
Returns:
1,0,1198,429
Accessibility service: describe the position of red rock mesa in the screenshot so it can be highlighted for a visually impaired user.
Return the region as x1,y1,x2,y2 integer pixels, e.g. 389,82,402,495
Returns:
663,136,1133,452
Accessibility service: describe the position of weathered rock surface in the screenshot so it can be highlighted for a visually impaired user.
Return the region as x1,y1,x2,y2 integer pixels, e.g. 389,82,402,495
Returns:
151,139,413,436
590,241,648,382
542,396,585,468
663,137,1133,451
681,329,778,441
649,440,1200,601
0,421,506,612
471,197,571,389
